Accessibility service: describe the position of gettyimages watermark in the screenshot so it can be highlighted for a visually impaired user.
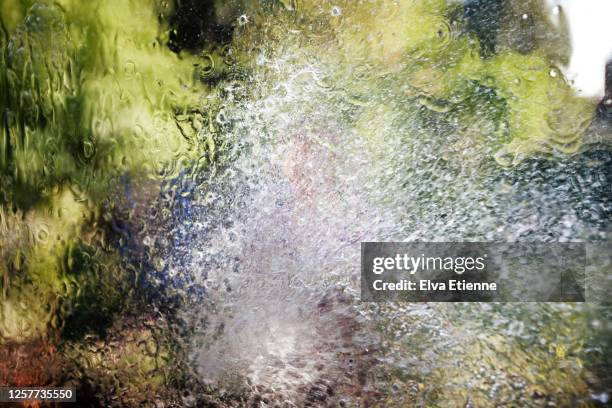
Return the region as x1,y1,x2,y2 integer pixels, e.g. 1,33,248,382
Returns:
361,242,611,302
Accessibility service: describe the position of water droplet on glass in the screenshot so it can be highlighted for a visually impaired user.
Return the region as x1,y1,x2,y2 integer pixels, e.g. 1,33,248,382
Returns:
83,140,96,159
124,60,136,75
238,14,249,26
199,54,215,79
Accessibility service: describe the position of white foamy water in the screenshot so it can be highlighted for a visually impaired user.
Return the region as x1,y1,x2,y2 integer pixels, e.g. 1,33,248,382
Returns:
175,58,403,405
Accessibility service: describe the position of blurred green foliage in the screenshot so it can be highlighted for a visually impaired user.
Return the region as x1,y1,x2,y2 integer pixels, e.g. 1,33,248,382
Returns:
0,0,209,345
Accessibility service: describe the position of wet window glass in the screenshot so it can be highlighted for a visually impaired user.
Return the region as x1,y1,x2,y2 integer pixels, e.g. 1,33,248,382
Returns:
0,0,610,406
